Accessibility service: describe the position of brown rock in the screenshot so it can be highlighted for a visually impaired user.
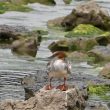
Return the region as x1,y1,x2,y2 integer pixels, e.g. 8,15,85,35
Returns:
11,37,38,57
100,63,110,79
0,87,86,110
88,45,110,63
61,1,110,31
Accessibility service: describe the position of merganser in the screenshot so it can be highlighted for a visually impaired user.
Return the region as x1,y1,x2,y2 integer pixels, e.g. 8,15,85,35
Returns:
45,51,71,91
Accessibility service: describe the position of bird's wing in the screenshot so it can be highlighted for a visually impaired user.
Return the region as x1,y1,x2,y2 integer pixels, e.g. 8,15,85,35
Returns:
64,60,71,74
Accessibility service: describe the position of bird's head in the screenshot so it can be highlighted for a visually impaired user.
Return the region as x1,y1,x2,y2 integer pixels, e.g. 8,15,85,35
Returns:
49,51,67,59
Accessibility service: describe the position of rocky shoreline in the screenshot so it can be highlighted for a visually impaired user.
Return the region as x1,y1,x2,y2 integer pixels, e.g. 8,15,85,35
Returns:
0,1,110,110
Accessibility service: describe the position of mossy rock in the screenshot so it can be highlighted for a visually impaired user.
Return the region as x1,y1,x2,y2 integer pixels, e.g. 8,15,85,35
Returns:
0,2,32,14
48,40,70,52
95,32,110,46
63,0,72,4
88,85,110,101
23,0,56,5
65,24,104,38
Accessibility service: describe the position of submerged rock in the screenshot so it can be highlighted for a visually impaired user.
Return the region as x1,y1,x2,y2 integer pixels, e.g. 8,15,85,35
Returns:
11,37,39,57
0,87,86,110
88,45,110,63
85,102,109,110
63,0,72,4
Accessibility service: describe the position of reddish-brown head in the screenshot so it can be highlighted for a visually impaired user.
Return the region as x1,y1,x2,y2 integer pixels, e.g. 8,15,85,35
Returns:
49,51,67,59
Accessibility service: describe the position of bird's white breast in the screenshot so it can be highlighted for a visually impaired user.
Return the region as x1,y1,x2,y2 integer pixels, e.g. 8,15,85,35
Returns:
53,59,66,71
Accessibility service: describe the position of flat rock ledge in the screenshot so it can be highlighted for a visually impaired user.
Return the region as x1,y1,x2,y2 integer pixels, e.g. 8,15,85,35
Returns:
0,87,86,110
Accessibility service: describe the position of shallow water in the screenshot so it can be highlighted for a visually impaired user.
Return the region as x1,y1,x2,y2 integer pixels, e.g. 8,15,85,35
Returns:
0,1,109,108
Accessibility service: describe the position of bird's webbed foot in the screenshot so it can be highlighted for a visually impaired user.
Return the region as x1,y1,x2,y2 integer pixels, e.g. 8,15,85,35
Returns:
45,85,54,90
56,84,68,91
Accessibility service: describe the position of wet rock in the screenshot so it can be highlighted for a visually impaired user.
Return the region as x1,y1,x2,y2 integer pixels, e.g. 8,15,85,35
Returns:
63,0,72,4
100,63,110,79
85,102,109,110
88,45,110,63
11,37,39,57
47,17,65,30
68,51,89,61
48,37,98,52
0,87,86,110
61,1,110,31
95,32,110,46
36,0,56,5
0,25,28,42
48,40,70,52
2,0,56,5
65,24,104,38
24,88,35,100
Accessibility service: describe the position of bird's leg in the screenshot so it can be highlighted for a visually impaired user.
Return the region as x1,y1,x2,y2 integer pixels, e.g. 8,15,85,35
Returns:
45,77,54,90
56,77,68,91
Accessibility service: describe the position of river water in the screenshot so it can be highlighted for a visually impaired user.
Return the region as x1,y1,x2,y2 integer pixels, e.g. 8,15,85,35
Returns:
0,0,110,108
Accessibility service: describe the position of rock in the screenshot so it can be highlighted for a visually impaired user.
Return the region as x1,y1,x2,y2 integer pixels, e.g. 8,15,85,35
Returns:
0,1,32,14
85,102,109,110
61,1,110,31
0,87,86,110
65,24,104,38
48,37,98,52
2,0,56,5
11,37,39,57
0,25,28,42
63,0,72,4
100,63,110,79
48,40,70,52
68,51,89,61
88,45,110,63
35,0,56,5
25,0,56,5
47,17,65,30
95,32,110,46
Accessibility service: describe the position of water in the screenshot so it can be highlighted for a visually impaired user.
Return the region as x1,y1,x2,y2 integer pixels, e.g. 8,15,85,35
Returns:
0,0,109,108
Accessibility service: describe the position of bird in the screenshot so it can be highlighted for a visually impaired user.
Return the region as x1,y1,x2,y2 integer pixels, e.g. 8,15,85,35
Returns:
45,51,71,91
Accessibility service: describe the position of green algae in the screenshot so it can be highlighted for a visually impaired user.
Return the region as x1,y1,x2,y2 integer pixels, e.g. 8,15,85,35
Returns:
0,2,32,14
65,24,104,38
88,85,110,101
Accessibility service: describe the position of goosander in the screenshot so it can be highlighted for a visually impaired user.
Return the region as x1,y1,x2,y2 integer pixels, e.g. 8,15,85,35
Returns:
45,51,71,91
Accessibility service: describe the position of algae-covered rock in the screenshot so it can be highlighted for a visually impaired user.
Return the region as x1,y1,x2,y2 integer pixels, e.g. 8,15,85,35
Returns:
88,85,110,101
63,0,72,4
48,40,70,52
0,2,32,13
0,0,56,14
23,0,56,5
11,37,38,57
95,32,110,46
65,24,104,38
48,37,98,52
